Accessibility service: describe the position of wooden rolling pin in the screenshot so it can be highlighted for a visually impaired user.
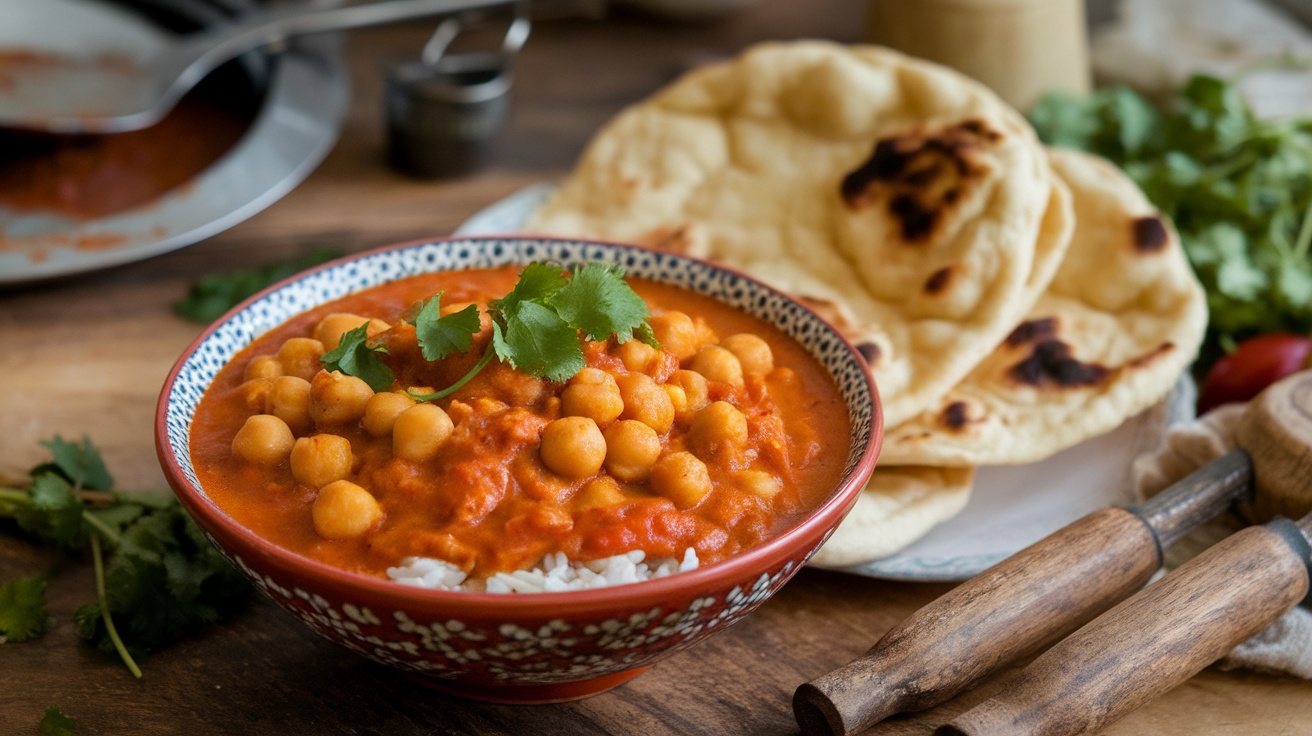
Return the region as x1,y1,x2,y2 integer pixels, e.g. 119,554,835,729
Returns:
793,370,1312,736
939,370,1312,736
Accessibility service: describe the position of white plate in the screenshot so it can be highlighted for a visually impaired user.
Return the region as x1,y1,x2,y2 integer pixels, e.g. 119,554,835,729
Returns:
0,0,348,286
454,185,1187,582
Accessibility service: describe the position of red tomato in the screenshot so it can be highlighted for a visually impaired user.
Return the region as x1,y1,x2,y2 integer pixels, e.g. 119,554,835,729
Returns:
1197,334,1312,413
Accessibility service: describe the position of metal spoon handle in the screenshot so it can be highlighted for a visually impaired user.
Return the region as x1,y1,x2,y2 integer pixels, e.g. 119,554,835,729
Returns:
181,0,510,73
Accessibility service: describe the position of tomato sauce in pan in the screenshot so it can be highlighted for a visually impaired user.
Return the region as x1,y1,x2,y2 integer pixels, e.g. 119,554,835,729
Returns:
0,50,257,220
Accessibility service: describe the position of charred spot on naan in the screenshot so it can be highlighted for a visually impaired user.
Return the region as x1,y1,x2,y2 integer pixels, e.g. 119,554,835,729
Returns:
857,342,882,366
840,119,1004,242
941,401,972,430
1131,215,1169,253
1004,317,1110,389
1005,317,1058,347
924,266,955,295
1003,316,1179,390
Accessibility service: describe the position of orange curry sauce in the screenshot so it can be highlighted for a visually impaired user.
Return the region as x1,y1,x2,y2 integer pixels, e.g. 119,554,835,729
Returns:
190,267,851,581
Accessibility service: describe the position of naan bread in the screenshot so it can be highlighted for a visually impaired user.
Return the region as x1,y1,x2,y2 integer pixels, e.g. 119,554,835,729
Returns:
527,40,1058,427
809,466,974,567
879,149,1208,466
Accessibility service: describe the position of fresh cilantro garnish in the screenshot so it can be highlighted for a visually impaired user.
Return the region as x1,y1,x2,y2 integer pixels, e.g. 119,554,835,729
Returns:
320,324,395,392
1031,74,1312,368
38,705,78,736
407,293,482,361
392,262,658,402
549,259,657,345
0,436,250,678
173,248,340,324
0,573,50,643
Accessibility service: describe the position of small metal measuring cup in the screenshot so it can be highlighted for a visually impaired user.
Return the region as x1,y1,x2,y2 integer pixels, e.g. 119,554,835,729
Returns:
385,1,529,178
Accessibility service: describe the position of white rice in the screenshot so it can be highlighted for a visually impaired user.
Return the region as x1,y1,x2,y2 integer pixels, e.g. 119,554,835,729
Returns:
386,548,700,593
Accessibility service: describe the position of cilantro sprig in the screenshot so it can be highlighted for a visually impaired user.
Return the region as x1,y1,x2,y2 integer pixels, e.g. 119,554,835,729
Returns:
173,248,340,324
321,324,394,392
0,436,249,677
326,261,659,402
1030,74,1312,368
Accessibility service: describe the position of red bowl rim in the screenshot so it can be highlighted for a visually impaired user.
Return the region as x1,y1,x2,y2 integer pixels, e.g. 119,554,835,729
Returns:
156,235,883,618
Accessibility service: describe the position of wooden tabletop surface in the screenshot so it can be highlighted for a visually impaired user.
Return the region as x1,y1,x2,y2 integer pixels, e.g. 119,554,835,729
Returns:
3,2,1311,734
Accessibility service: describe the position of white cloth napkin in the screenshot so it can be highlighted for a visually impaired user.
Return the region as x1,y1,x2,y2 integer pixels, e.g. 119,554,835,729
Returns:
1132,403,1312,678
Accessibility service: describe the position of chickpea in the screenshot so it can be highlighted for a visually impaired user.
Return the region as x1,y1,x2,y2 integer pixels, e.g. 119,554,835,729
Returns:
650,451,712,510
314,313,388,352
540,416,606,478
277,337,326,381
690,346,744,387
616,339,658,372
737,469,783,500
267,376,313,435
663,384,688,418
310,370,375,426
720,333,774,375
649,311,699,361
689,401,749,459
669,369,709,413
392,403,454,462
693,316,719,349
290,434,353,488
560,368,624,424
231,414,295,466
617,372,675,434
312,480,383,539
363,392,415,438
573,477,627,512
237,378,273,412
603,420,662,482
245,355,284,381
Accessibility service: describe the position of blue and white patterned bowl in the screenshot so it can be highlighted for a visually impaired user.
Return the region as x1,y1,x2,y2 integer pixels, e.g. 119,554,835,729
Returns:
156,236,882,703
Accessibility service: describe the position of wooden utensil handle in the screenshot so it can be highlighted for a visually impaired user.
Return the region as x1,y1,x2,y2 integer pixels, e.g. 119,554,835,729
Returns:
794,448,1253,736
938,519,1312,736
794,508,1160,736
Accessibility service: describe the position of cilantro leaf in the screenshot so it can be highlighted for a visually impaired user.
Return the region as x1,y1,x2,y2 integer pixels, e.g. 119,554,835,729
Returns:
550,262,657,345
15,473,88,548
33,435,113,491
38,705,78,736
401,261,657,397
0,573,50,643
320,324,395,392
407,293,482,361
492,301,587,381
173,248,340,324
491,262,569,317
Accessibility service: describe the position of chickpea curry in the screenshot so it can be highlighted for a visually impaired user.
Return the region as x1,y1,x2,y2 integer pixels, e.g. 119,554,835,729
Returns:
190,264,852,582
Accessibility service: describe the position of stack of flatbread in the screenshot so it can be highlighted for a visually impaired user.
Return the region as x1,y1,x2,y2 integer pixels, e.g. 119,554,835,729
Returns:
523,41,1208,567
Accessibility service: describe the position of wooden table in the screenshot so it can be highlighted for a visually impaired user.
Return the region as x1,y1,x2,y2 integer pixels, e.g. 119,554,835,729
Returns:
3,2,1311,733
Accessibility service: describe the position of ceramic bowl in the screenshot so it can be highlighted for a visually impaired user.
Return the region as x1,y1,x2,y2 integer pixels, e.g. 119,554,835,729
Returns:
156,236,882,703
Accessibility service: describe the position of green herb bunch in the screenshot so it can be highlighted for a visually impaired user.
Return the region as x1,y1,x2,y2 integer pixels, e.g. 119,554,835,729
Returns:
0,436,249,677
1030,75,1312,367
323,261,660,399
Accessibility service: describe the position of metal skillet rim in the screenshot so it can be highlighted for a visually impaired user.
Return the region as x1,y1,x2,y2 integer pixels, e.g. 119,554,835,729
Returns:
0,31,348,286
